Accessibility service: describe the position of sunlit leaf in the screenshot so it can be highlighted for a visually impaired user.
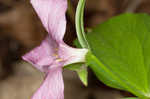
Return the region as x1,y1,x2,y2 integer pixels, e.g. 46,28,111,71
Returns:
86,13,150,98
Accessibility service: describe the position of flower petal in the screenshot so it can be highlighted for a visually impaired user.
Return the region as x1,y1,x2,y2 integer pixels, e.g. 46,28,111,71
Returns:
22,36,58,72
59,43,88,66
32,67,64,99
31,0,67,42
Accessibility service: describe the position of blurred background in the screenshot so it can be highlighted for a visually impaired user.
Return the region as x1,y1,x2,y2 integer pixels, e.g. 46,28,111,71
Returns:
0,0,149,99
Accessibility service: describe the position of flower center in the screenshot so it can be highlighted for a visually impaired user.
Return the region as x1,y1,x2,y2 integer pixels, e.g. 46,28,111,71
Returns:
53,48,64,63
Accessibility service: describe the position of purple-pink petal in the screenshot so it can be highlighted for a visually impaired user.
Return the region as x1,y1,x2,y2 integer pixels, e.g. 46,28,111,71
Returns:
32,67,64,99
22,0,89,99
23,36,58,72
59,43,88,66
31,0,67,42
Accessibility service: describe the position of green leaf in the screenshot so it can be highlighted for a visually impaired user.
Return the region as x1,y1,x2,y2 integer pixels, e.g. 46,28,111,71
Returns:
86,13,150,98
65,64,88,86
86,52,125,90
75,0,90,49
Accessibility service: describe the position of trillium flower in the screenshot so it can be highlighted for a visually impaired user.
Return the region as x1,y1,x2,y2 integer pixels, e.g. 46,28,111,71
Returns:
22,0,88,99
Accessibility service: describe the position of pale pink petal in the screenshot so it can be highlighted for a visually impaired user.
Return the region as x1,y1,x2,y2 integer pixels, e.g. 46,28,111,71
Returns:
59,43,88,66
32,67,64,99
22,36,58,72
31,0,67,42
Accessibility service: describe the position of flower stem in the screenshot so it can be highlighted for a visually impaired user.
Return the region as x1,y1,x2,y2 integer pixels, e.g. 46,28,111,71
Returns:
75,0,90,49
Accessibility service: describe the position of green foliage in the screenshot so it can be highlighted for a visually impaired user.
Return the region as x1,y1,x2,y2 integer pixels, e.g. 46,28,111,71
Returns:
86,13,150,99
121,97,138,99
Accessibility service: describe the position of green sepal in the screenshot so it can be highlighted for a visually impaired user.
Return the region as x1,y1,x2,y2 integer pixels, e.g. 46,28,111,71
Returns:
64,64,88,86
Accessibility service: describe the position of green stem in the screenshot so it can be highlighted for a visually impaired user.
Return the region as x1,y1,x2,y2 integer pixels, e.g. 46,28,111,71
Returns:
75,0,90,49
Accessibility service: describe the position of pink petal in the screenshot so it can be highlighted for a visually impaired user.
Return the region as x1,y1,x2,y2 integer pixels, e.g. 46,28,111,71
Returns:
22,36,58,72
32,67,64,99
31,0,67,42
59,43,88,66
